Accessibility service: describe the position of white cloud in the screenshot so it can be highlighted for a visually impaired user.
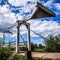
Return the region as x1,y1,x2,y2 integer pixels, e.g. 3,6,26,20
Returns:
27,20,60,37
8,0,26,6
0,4,10,13
44,0,54,8
0,33,3,37
55,3,60,10
0,0,60,39
8,0,37,7
51,3,60,15
10,19,60,38
0,4,17,35
11,20,60,38
0,4,16,23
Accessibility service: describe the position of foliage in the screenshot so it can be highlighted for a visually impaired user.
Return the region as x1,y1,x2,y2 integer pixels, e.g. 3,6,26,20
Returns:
31,42,45,52
31,42,38,51
0,37,3,47
34,48,45,52
8,40,11,46
44,35,60,52
38,44,44,48
12,54,26,60
0,47,12,60
20,47,27,51
11,47,16,51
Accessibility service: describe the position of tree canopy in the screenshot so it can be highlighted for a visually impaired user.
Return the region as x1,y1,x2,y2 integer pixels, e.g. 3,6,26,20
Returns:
44,35,60,52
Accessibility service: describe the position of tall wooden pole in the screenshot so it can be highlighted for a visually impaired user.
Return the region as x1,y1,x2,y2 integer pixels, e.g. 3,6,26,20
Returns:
25,23,32,60
16,20,20,53
27,23,31,51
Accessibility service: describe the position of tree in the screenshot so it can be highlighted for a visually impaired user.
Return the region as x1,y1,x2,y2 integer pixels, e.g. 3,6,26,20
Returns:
34,44,37,48
38,44,43,48
31,42,35,51
44,35,60,52
8,40,11,47
31,42,37,51
0,37,3,47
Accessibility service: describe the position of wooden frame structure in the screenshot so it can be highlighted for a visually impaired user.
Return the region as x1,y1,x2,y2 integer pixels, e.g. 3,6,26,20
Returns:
5,2,55,53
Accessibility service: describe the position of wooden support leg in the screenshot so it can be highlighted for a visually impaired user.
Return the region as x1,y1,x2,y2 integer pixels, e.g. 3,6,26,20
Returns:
16,20,20,53
27,24,31,51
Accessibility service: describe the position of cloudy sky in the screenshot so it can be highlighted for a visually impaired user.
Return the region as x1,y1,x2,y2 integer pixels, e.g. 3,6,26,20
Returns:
0,0,60,45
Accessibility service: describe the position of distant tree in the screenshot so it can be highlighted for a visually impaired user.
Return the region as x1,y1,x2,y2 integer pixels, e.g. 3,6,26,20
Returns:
44,35,60,52
3,34,5,45
8,40,11,47
31,42,35,51
34,44,37,48
0,37,3,47
38,44,43,48
31,42,37,51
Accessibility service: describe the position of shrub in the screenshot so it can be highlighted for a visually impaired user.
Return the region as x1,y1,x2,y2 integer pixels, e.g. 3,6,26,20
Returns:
0,47,12,60
12,54,26,60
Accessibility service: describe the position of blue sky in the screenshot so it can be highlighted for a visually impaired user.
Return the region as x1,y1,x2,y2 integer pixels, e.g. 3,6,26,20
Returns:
0,0,60,45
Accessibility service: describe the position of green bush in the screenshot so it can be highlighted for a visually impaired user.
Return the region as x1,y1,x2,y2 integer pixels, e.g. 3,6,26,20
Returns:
0,47,12,60
12,54,26,60
44,35,60,52
20,47,27,51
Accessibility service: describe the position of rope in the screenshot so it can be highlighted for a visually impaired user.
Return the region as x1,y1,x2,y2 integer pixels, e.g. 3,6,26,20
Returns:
30,29,47,40
20,34,27,44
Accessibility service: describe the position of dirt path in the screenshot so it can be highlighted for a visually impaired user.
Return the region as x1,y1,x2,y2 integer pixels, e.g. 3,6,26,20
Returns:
32,52,60,59
19,52,60,60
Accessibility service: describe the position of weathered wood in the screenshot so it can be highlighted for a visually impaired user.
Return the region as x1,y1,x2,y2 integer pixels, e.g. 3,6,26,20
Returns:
16,20,20,53
29,2,56,19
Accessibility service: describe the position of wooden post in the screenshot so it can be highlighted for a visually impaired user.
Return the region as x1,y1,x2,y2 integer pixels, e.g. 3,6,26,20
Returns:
25,23,32,60
27,23,31,51
23,20,31,51
16,20,20,53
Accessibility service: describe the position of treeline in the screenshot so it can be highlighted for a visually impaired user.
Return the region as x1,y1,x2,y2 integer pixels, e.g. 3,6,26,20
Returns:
31,35,60,52
0,35,60,52
45,35,60,52
31,42,44,52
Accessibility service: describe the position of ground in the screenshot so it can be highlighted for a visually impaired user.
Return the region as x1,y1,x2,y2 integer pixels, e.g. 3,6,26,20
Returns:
18,52,60,60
